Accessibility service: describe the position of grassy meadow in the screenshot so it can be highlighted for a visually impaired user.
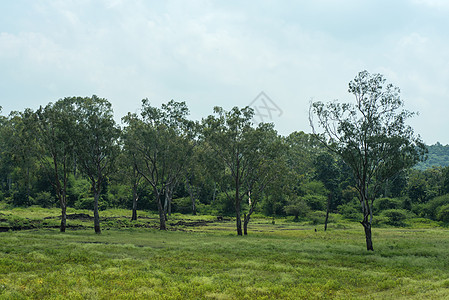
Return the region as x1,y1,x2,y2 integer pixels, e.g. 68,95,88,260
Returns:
1,207,449,299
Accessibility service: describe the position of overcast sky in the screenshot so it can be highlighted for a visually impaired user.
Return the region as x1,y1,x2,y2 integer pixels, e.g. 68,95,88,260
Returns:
1,0,448,144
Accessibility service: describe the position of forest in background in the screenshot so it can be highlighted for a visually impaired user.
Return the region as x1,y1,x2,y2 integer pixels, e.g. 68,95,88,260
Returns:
1,97,449,233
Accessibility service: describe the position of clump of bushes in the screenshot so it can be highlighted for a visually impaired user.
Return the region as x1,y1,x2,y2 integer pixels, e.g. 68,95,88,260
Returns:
380,209,410,227
338,199,361,221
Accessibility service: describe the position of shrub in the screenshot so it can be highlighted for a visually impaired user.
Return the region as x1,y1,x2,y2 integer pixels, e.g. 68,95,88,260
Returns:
34,191,55,208
284,198,309,221
74,197,108,211
172,197,193,214
303,194,327,211
436,204,449,223
373,197,402,213
381,209,409,227
307,211,332,225
419,194,449,220
338,199,361,220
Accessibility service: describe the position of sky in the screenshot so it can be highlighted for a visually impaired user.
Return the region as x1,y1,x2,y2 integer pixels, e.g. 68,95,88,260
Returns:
1,0,448,144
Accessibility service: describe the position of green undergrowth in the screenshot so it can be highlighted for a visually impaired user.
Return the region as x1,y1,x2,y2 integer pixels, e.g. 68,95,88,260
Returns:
1,208,449,298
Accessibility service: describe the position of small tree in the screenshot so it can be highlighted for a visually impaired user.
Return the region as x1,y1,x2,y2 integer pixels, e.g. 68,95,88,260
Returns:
310,70,426,250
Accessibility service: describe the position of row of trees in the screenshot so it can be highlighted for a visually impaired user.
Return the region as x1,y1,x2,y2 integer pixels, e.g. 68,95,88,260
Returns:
0,71,440,250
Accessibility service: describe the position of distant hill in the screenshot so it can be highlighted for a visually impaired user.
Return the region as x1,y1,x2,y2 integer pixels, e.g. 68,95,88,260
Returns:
416,143,449,170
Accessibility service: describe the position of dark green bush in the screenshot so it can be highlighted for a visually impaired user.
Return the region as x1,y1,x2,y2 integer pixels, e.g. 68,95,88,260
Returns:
74,197,108,211
381,209,409,227
172,197,193,214
338,199,361,220
373,197,402,213
416,194,449,220
307,211,332,225
436,204,449,223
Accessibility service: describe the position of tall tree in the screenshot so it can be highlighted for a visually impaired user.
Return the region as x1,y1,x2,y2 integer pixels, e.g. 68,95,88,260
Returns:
310,70,426,250
203,107,285,235
122,99,197,230
72,96,120,234
5,110,39,206
36,99,76,232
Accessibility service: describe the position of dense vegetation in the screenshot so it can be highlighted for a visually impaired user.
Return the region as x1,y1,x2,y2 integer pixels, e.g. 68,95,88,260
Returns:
1,97,449,231
1,71,449,246
416,143,449,170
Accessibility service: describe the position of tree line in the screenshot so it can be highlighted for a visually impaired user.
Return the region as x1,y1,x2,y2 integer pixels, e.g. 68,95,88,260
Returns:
1,71,448,250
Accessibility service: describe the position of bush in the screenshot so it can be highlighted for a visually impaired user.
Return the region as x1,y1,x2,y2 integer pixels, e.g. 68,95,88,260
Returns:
418,194,449,220
436,204,449,223
303,194,327,211
74,197,108,211
373,197,402,214
34,191,55,208
172,197,193,214
284,198,309,221
307,211,332,225
338,199,361,220
381,209,409,227
209,192,234,216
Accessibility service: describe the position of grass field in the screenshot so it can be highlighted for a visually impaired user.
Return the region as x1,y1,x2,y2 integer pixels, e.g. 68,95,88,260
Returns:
1,207,449,299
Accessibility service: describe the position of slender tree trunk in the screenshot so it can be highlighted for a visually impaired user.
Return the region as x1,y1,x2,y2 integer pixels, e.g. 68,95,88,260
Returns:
131,183,138,221
324,192,331,231
362,220,374,251
156,192,166,230
60,202,67,232
93,192,101,234
244,205,255,235
235,206,242,236
131,183,139,221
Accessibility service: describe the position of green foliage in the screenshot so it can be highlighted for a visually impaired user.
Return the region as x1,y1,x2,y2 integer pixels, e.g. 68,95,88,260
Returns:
436,204,449,223
172,197,192,214
381,209,410,227
338,199,361,220
307,210,332,225
74,197,109,211
416,143,449,170
373,197,402,213
416,194,449,220
283,197,309,221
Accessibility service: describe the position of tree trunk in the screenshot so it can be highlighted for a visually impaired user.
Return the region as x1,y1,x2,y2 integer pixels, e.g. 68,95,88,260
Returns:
156,192,166,230
235,194,242,236
60,202,67,232
243,204,256,235
131,183,138,221
362,220,374,251
324,193,331,231
93,192,101,234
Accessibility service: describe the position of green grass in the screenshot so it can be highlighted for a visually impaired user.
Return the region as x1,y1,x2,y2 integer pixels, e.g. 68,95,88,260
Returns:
1,208,449,299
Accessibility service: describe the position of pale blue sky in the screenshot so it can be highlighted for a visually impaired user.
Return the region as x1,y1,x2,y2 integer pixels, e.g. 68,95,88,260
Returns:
1,0,448,144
